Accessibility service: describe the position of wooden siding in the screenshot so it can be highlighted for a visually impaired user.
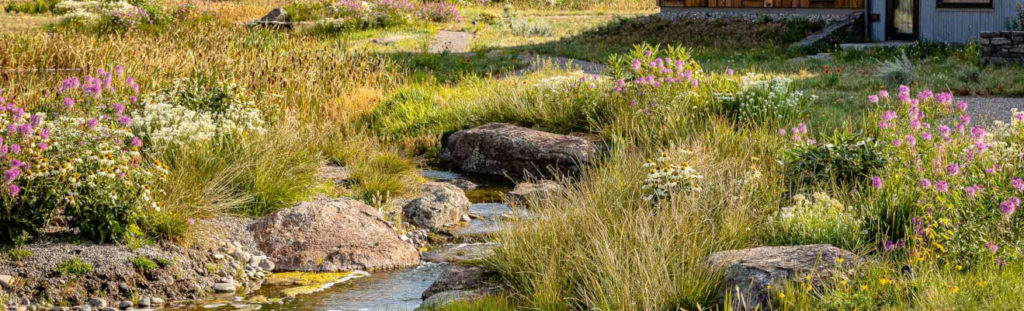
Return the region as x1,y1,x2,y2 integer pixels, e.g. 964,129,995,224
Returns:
660,0,864,9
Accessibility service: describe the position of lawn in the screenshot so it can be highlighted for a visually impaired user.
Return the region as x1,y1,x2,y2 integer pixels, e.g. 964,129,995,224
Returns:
2,0,1024,310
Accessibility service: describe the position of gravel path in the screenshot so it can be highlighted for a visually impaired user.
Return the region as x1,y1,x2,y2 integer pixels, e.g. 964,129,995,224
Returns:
963,96,1024,125
428,30,474,53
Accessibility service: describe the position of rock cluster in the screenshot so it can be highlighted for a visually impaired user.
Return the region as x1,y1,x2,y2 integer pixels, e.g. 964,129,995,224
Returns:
506,180,565,206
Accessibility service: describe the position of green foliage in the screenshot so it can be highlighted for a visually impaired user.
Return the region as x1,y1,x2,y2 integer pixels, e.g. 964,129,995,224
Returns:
130,256,158,272
429,295,516,311
55,257,94,277
766,192,867,251
606,43,698,80
714,75,809,125
783,132,887,190
503,5,551,37
6,248,34,261
4,0,60,14
877,52,917,86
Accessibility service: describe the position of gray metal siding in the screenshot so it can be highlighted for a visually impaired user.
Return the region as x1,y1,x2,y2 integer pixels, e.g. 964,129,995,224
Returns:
869,0,1022,43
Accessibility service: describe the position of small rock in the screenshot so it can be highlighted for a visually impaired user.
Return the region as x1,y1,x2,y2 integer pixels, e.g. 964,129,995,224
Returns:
212,254,225,260
87,298,107,308
116,301,132,310
137,298,150,308
506,181,565,206
402,182,472,230
149,298,163,307
0,275,14,288
51,307,68,311
213,282,236,293
258,8,287,23
416,290,479,310
449,179,478,190
257,257,275,272
77,306,93,311
99,308,116,311
422,265,495,300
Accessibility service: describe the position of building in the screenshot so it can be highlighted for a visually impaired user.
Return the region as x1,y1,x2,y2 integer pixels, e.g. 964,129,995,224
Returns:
659,0,1024,44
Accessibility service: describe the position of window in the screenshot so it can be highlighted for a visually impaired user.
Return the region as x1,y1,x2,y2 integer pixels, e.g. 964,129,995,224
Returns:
937,0,993,9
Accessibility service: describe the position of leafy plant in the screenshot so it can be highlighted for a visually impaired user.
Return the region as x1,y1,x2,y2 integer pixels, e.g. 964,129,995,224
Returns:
6,248,33,261
4,0,60,14
783,132,888,189
130,256,158,272
55,257,94,277
715,74,809,125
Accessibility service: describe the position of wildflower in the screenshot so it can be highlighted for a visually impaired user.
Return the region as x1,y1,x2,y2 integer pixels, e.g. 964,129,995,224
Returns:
778,129,787,136
63,97,75,109
986,242,999,254
957,101,969,112
861,284,869,291
879,90,890,98
946,163,960,176
86,119,99,130
950,286,959,293
8,184,18,197
869,95,879,103
836,257,844,264
919,178,932,188
1013,178,1024,191
1000,197,1019,217
936,181,949,192
778,292,785,299
871,176,883,189
37,142,48,151
965,185,983,198
130,137,143,148
187,218,195,225
892,139,902,147
905,134,917,147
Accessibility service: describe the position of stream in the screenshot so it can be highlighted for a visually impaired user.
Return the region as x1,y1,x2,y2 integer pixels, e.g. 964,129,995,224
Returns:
186,169,516,311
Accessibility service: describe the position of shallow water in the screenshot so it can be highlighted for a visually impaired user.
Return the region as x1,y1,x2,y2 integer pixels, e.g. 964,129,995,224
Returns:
260,263,446,311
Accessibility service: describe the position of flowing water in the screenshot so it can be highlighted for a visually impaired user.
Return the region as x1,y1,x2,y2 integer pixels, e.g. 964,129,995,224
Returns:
186,170,516,311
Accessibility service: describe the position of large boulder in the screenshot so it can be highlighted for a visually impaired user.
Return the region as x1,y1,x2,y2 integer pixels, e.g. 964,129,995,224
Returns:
440,123,599,179
506,180,565,206
421,265,496,300
251,198,420,272
403,182,472,230
706,244,862,310
259,8,288,23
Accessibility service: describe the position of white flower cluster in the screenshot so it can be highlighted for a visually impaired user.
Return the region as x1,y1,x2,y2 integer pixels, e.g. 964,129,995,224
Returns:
982,109,1024,165
56,0,136,25
641,151,703,202
133,80,266,153
716,74,810,123
775,192,864,243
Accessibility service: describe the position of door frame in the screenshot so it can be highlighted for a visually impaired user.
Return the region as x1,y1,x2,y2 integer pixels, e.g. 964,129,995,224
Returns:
885,0,919,40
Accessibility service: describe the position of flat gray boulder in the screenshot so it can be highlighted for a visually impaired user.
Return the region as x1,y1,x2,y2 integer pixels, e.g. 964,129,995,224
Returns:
251,198,420,272
403,182,472,230
706,244,862,310
441,123,599,179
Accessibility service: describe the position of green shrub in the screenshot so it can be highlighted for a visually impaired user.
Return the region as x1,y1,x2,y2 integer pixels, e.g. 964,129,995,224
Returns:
783,132,887,190
4,0,60,14
55,257,94,277
130,256,158,272
766,192,866,251
6,248,33,261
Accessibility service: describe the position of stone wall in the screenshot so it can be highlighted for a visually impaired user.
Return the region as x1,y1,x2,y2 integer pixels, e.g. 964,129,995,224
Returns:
981,31,1024,65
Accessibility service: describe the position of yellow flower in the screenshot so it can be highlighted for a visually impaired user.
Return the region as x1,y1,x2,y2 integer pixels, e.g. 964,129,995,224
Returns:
950,286,960,293
956,265,962,271
778,292,785,299
836,257,844,264
976,281,987,288
861,285,869,291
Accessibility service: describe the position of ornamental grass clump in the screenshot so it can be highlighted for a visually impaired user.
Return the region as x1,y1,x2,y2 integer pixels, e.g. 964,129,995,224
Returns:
0,68,165,245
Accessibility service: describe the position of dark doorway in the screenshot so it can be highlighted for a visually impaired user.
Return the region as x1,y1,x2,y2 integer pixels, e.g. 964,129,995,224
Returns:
887,0,918,40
